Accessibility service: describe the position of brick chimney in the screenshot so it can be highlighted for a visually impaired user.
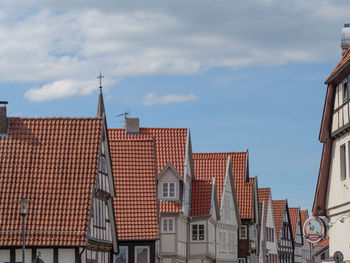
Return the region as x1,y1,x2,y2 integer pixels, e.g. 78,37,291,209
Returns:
125,117,140,134
0,101,8,135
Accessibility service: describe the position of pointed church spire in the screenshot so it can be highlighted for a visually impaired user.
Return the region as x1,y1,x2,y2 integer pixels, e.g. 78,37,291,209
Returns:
97,72,105,117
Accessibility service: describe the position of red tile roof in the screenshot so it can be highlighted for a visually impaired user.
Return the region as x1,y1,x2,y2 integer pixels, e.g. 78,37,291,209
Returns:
288,207,299,240
108,130,159,240
193,152,253,219
272,200,286,240
193,153,227,210
258,188,271,222
109,128,187,177
191,179,213,217
109,128,188,214
300,210,308,225
159,201,182,213
326,48,350,83
0,117,103,246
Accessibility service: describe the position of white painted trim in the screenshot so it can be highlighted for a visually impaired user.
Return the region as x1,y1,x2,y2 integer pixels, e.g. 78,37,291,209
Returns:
135,246,150,263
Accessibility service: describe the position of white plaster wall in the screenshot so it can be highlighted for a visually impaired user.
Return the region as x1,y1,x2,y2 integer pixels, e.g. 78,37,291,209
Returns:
190,242,207,256
58,248,75,263
327,134,350,211
0,249,10,263
208,221,215,255
15,248,32,263
178,218,187,257
161,234,176,253
328,213,350,261
37,248,54,263
162,257,173,263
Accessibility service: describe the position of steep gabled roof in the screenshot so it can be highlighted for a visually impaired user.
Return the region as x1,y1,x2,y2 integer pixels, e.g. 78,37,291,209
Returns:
272,200,287,240
258,188,271,222
109,127,189,215
0,117,103,246
288,207,300,240
326,48,350,84
190,179,213,217
193,153,240,224
300,210,308,225
108,130,158,240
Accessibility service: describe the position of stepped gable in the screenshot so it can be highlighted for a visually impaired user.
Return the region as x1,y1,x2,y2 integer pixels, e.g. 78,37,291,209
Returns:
272,200,286,240
108,129,159,240
0,117,103,246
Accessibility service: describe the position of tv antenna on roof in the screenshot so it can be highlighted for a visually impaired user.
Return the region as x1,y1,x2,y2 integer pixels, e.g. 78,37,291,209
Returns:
116,112,129,119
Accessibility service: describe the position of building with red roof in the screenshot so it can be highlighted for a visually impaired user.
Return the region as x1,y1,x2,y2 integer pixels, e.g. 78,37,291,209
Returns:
272,200,294,263
0,93,118,263
258,188,278,263
313,23,350,260
192,153,241,262
288,207,303,263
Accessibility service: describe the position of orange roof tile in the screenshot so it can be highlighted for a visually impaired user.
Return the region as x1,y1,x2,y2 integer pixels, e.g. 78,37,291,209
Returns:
0,117,103,246
191,179,213,216
326,48,350,83
300,210,308,225
272,200,286,240
159,201,182,213
258,188,271,222
108,131,159,240
288,207,299,240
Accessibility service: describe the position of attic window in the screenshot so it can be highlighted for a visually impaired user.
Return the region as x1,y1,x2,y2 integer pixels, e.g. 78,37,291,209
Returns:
162,182,175,198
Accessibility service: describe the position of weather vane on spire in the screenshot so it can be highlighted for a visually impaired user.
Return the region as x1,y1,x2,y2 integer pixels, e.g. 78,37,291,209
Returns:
97,72,104,91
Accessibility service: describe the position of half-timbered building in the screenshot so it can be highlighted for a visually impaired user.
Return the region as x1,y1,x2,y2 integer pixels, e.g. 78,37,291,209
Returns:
272,200,294,263
258,188,278,263
193,153,241,263
230,152,259,263
0,100,118,263
313,23,350,260
288,208,303,263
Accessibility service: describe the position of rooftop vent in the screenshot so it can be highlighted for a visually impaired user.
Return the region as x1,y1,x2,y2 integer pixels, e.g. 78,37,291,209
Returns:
341,22,350,56
125,117,140,134
0,101,8,136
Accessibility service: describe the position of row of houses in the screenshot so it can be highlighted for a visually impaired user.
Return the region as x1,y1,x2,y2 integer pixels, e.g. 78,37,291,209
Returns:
0,88,313,263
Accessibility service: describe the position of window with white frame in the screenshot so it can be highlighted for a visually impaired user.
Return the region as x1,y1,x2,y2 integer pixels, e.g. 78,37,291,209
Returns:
162,182,176,198
192,224,205,241
162,218,174,233
115,247,128,263
135,246,150,263
238,258,246,263
343,78,349,103
239,225,247,239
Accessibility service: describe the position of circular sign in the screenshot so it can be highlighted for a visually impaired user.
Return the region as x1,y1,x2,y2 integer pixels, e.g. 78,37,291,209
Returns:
303,216,326,243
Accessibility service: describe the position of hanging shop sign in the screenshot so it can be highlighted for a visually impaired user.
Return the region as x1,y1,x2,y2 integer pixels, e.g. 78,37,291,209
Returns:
303,216,327,243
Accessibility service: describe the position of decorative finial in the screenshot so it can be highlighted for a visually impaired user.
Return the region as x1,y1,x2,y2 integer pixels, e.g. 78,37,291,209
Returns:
97,72,104,91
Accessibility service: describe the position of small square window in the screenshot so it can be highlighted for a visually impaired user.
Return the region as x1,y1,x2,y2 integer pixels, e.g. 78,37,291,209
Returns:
162,218,174,233
192,224,205,241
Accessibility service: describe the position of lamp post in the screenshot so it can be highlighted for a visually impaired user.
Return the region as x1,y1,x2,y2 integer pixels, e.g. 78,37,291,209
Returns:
19,199,28,263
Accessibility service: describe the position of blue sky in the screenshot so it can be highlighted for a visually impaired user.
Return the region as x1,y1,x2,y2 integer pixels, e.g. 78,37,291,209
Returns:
1,0,349,212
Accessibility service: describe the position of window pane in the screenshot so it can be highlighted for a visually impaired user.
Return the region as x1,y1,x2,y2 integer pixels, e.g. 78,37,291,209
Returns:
199,224,205,240
169,219,173,232
192,225,198,240
344,81,349,102
169,183,175,197
115,247,127,263
163,183,168,197
136,247,148,263
163,219,167,232
341,144,347,180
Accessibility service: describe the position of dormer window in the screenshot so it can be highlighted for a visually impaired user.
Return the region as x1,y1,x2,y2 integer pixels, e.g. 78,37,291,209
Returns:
162,182,175,198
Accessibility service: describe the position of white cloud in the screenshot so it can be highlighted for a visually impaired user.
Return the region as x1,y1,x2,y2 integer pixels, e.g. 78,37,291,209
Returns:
24,80,97,102
142,92,198,106
0,1,347,101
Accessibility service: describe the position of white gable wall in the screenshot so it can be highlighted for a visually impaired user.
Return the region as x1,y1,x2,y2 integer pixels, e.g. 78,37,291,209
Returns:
158,168,182,200
216,173,238,262
266,198,278,255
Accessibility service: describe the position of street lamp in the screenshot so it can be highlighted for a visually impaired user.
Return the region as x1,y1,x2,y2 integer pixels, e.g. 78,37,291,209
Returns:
19,199,28,263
